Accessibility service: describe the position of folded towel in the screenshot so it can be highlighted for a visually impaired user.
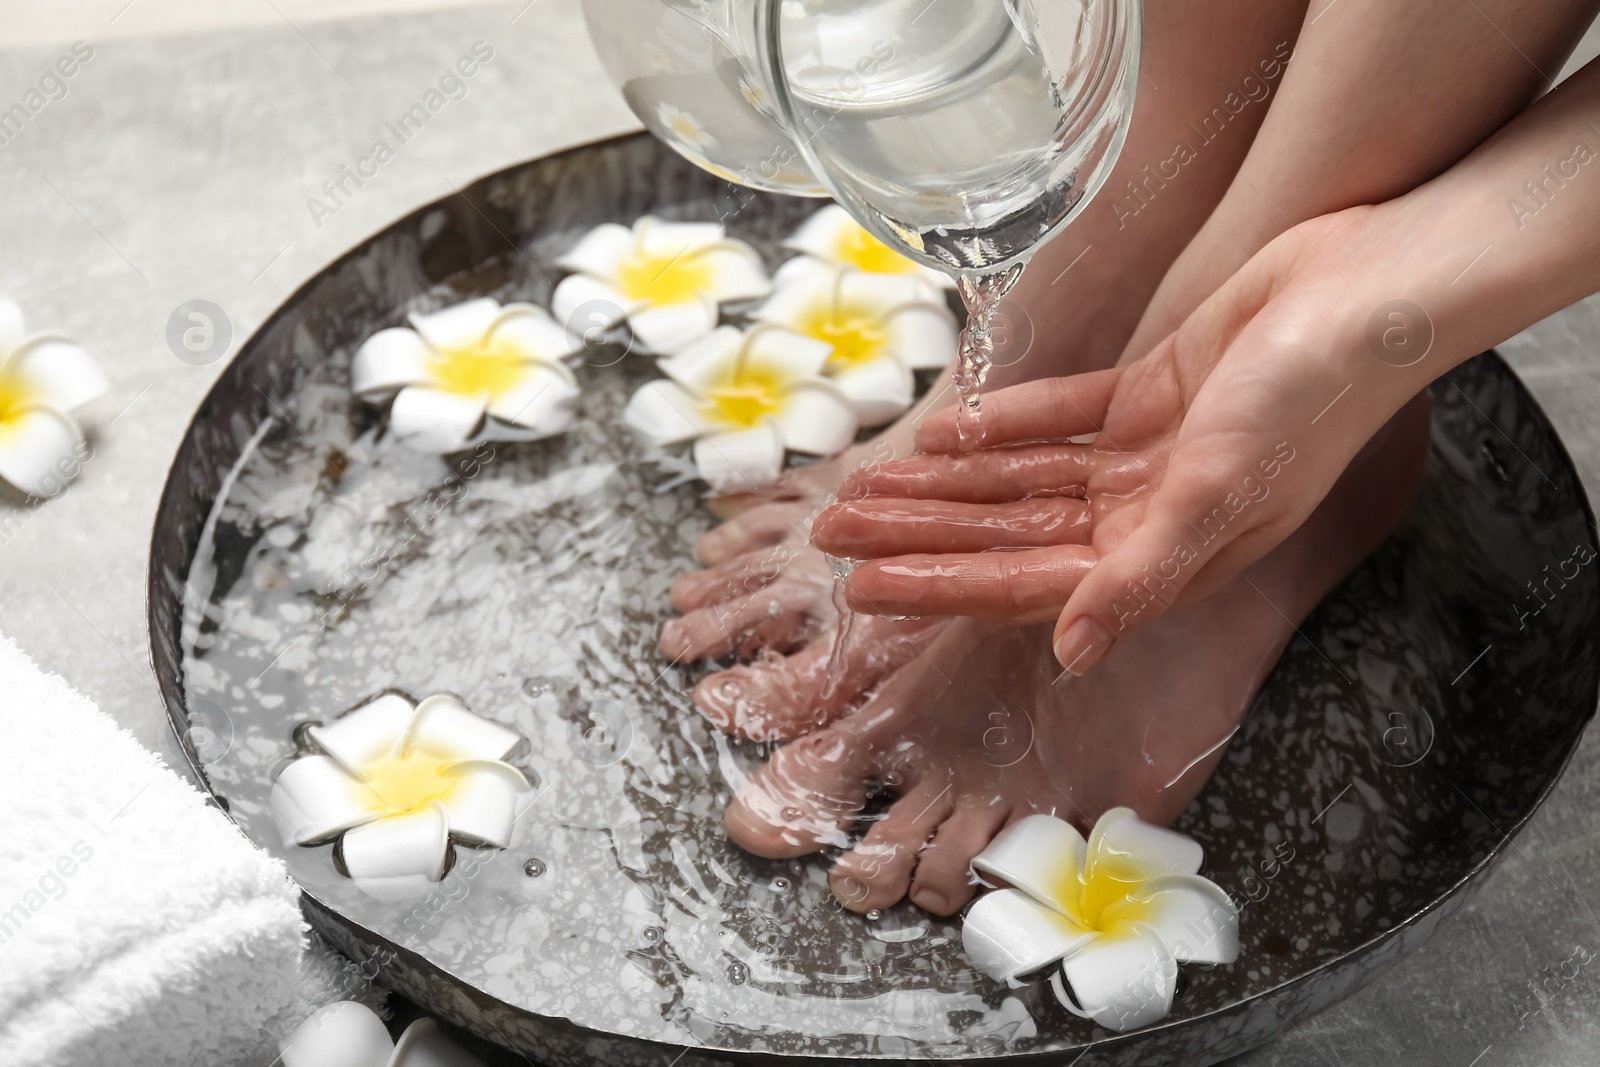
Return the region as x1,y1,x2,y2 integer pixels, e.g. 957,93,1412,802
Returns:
0,634,306,1067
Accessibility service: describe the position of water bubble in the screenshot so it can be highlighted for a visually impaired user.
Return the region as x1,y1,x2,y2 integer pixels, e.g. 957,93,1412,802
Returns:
522,677,553,699
522,858,547,878
881,770,903,788
726,961,749,985
716,679,741,701
865,909,883,921
770,877,790,892
642,926,663,943
781,807,803,823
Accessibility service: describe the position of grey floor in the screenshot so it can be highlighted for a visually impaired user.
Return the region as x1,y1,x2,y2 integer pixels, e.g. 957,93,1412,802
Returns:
0,4,1597,1065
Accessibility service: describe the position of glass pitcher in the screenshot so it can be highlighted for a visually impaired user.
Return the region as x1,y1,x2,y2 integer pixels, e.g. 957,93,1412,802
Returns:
581,0,1142,277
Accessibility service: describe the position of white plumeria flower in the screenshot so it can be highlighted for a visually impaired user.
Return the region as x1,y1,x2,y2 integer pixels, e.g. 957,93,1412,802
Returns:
0,297,106,497
352,297,582,454
269,692,532,902
963,809,1239,1033
280,1000,484,1067
751,262,958,426
623,324,857,493
551,216,771,356
781,204,955,291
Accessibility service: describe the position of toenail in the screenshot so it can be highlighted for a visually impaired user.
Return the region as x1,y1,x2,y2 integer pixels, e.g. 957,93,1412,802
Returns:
1054,615,1114,675
913,887,948,914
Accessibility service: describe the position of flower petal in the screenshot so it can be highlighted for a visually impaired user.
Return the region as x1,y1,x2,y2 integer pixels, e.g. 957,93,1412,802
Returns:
0,297,25,357
408,298,502,351
743,324,833,381
782,204,860,261
351,327,431,397
695,244,773,303
279,1000,394,1067
341,802,450,884
307,692,414,777
402,693,523,762
0,406,83,498
628,295,719,355
1085,807,1204,885
485,363,581,437
839,270,940,309
1107,874,1240,965
390,1018,482,1067
693,422,784,493
964,888,1098,982
441,761,531,848
884,303,961,371
830,357,913,427
624,379,711,447
387,386,487,454
971,813,1087,918
7,337,107,413
1057,922,1176,1032
771,254,835,290
553,222,636,279
487,304,583,361
636,217,724,259
551,275,639,333
775,381,857,456
269,755,385,846
657,326,746,395
748,264,835,332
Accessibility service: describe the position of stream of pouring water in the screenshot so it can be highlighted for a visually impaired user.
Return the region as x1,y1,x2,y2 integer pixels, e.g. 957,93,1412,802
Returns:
818,263,1026,701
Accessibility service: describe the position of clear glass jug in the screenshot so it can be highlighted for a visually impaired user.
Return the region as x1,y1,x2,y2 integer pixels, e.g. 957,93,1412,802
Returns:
581,0,1142,277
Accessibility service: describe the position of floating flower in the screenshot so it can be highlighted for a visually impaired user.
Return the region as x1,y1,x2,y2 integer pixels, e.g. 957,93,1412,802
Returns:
963,810,1239,1032
552,216,771,356
780,204,954,290
270,692,532,901
623,324,856,492
751,262,958,425
0,296,106,497
280,1000,485,1067
352,297,581,454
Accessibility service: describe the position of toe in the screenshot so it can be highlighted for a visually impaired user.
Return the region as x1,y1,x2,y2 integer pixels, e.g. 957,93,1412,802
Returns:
659,580,817,661
692,614,950,742
698,502,810,564
908,799,1011,916
829,775,956,914
670,546,789,613
724,729,870,858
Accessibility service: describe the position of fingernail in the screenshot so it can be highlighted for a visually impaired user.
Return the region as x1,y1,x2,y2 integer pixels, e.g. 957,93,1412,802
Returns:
1054,616,1114,675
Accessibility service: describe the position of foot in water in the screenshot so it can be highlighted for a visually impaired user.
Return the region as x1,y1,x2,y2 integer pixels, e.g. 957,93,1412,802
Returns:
721,401,1431,915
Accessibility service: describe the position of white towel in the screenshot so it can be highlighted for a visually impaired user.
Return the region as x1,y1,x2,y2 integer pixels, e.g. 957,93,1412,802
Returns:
0,634,308,1067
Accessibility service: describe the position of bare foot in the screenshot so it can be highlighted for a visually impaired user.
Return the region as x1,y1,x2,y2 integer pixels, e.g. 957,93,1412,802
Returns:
656,456,952,742
723,401,1430,915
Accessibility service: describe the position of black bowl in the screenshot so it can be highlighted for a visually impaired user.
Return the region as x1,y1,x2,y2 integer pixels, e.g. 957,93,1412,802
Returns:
147,132,1598,1066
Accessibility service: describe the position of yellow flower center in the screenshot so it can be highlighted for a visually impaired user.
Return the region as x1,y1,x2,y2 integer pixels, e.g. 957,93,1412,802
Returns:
803,304,888,368
704,366,783,429
835,223,920,275
428,336,528,401
359,746,456,816
1075,852,1156,931
0,371,35,431
616,248,715,308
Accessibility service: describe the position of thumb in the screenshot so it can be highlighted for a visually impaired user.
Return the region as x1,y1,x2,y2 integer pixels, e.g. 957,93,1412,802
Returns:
1051,473,1253,673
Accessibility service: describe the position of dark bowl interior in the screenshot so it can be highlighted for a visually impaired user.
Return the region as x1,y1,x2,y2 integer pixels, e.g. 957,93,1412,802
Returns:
147,132,1599,1067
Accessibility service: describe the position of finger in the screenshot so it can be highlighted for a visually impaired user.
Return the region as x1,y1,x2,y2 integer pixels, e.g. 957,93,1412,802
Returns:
1051,474,1245,675
839,443,1094,504
813,496,1092,558
845,546,1097,624
698,501,813,564
913,368,1122,454
659,579,818,661
692,615,949,742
